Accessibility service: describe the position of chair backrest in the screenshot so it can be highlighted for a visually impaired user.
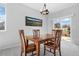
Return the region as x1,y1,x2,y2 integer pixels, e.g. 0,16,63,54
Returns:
52,30,56,37
53,29,62,47
33,29,40,38
19,30,28,52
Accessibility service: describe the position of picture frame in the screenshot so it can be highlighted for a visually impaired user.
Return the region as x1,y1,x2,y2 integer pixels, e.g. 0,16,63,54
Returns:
25,16,42,26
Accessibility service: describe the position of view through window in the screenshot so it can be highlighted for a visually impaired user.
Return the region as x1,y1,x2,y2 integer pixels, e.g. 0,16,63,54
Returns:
0,4,6,31
53,17,71,41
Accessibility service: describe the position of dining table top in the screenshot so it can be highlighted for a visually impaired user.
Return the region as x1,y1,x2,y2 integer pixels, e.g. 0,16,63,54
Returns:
26,34,54,43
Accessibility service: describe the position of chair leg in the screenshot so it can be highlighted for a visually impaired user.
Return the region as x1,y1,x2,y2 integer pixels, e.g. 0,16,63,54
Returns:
59,47,61,56
25,52,27,56
54,49,56,56
50,48,51,52
44,45,46,55
25,50,27,56
21,50,23,56
32,51,33,56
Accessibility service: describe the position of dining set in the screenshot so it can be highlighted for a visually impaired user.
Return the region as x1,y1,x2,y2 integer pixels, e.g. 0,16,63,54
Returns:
19,29,62,56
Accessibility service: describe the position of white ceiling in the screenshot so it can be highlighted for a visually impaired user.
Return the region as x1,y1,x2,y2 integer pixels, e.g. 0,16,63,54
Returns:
23,3,77,13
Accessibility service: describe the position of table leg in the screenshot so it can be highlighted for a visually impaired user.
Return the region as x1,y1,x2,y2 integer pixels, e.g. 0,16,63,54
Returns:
34,39,40,56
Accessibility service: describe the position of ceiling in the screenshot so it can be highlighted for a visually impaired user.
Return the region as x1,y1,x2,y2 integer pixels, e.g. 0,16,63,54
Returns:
23,3,77,13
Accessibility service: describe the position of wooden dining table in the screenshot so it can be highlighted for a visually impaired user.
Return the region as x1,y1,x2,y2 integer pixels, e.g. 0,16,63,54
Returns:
26,34,53,56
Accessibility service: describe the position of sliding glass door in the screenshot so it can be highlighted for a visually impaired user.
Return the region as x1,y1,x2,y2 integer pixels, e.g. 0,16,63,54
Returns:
53,17,71,40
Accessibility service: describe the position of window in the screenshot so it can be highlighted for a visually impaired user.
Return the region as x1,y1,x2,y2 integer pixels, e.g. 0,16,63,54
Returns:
53,17,71,37
0,4,6,31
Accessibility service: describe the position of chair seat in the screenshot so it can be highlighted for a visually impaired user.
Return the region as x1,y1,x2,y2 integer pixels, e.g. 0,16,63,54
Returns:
26,44,36,53
44,42,58,49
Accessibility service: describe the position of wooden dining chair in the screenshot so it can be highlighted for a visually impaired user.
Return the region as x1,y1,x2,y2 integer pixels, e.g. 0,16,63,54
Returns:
44,30,62,56
19,30,36,56
33,29,40,38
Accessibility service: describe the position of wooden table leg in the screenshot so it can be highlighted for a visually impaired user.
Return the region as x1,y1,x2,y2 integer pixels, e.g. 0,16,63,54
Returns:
34,39,40,56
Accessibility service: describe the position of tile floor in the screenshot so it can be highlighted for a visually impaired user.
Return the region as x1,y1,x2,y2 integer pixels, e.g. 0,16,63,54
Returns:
0,39,79,56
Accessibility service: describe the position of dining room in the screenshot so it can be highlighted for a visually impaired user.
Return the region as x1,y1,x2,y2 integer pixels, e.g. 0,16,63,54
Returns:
0,3,79,56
